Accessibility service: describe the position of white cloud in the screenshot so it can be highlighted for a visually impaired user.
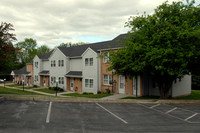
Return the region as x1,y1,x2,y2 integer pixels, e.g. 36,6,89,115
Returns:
0,0,198,48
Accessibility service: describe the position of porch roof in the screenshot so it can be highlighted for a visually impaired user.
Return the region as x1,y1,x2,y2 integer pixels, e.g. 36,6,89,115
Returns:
39,70,49,75
65,71,82,78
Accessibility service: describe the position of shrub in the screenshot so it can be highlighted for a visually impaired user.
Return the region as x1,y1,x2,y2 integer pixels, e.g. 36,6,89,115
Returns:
105,89,110,94
33,85,38,88
82,92,93,95
48,86,64,92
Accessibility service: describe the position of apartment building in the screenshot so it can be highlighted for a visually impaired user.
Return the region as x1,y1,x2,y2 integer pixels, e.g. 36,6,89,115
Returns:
11,33,191,97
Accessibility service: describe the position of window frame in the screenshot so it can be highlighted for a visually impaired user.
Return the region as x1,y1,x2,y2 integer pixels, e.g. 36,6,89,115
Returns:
85,58,93,66
103,52,110,63
85,79,93,88
103,74,112,85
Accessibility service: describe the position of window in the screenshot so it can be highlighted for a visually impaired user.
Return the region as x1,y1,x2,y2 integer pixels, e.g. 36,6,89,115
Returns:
85,58,93,66
90,58,93,66
59,77,64,84
35,62,38,68
103,52,110,63
58,60,64,67
103,74,112,85
51,60,56,67
51,77,56,84
85,79,93,88
35,75,38,82
85,58,88,66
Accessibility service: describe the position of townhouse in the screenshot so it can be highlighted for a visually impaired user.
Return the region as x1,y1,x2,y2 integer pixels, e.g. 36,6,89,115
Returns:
11,33,191,97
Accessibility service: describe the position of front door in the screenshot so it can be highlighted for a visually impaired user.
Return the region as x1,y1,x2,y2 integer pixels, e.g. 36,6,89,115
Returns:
119,75,125,94
43,77,46,87
70,78,74,91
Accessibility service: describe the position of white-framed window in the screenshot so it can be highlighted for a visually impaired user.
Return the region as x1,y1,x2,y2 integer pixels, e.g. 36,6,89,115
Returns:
35,75,38,82
90,58,93,66
103,74,112,85
85,58,93,66
103,52,110,63
51,60,56,67
85,58,89,66
59,77,64,84
51,77,56,84
35,62,38,68
58,60,64,67
85,79,93,88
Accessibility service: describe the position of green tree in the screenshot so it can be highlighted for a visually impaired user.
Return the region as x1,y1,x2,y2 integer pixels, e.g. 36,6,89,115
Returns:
109,0,200,98
37,45,51,55
15,38,38,63
59,42,87,47
0,22,18,74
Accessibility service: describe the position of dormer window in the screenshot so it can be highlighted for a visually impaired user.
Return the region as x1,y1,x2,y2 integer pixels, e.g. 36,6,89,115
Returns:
85,58,93,66
51,60,56,67
58,60,64,67
35,62,38,68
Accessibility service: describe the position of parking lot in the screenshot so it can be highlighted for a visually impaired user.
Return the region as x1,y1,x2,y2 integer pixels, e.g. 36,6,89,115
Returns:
0,100,200,133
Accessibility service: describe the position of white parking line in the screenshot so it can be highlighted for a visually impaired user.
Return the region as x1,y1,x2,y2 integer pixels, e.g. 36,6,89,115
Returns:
46,101,52,123
150,104,160,109
166,107,177,114
96,103,128,124
185,113,198,121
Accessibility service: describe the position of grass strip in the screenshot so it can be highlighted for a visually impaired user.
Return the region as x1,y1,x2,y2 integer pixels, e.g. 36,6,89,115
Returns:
0,86,42,95
35,88,63,94
63,93,112,98
122,90,200,100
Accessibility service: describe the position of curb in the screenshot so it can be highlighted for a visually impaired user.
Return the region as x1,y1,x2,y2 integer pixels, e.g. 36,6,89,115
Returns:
1,95,200,104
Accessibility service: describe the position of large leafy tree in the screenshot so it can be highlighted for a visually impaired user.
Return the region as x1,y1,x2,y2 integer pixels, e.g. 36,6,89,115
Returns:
15,38,38,63
37,45,51,55
59,42,87,47
109,0,200,98
0,22,19,74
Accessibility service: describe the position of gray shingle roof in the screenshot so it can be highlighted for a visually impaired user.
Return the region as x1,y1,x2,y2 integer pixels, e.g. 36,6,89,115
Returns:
39,70,49,75
27,60,33,64
65,71,82,77
58,33,129,57
13,66,30,75
37,50,54,59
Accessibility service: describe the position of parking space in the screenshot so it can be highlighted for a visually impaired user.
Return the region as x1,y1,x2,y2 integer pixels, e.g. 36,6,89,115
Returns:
0,100,200,132
139,103,200,123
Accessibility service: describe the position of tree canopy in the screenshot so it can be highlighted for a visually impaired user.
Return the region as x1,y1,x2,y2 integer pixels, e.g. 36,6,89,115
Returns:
0,22,20,74
109,0,200,98
15,39,51,63
59,42,88,47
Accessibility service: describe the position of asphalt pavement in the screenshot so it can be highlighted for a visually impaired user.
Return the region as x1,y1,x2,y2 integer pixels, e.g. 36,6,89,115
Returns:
0,100,200,133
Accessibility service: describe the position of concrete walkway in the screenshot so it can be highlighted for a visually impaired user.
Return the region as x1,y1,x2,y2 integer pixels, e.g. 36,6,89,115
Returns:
101,94,129,99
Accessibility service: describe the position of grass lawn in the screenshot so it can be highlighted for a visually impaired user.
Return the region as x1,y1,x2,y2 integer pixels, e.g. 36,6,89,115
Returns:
6,84,21,87
63,93,112,98
0,86,42,95
172,90,200,100
35,88,63,94
122,90,200,100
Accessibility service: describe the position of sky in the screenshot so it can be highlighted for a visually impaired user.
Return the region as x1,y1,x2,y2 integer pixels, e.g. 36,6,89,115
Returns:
1,0,199,48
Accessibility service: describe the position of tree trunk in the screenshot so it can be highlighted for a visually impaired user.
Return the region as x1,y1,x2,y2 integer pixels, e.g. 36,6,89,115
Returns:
156,75,175,99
